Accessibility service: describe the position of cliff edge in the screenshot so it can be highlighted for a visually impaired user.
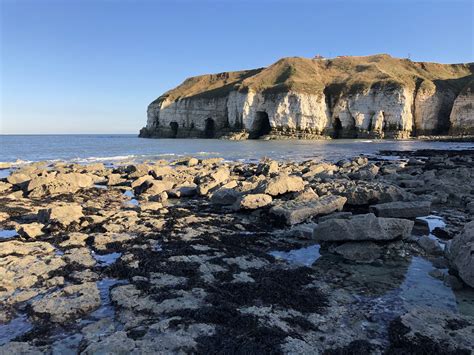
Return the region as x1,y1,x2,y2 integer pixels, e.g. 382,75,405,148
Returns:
140,54,474,139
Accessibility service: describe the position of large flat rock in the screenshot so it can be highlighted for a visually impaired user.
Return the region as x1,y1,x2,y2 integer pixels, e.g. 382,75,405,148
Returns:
370,200,431,218
270,195,347,225
447,221,474,287
313,213,414,242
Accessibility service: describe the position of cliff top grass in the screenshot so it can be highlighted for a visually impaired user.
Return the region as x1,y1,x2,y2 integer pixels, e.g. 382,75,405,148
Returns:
152,54,473,105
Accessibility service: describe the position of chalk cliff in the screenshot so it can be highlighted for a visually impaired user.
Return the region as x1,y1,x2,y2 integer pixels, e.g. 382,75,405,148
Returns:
140,54,473,139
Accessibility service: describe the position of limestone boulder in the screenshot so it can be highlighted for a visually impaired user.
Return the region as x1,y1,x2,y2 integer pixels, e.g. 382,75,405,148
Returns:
197,167,230,195
270,195,347,225
313,213,414,242
168,185,197,198
233,194,273,210
256,160,279,176
17,222,45,238
106,173,126,186
140,180,175,195
256,174,305,196
416,236,443,255
447,221,474,287
342,183,411,205
27,173,56,191
57,173,94,188
38,203,84,226
370,201,431,218
210,188,241,205
7,172,32,186
140,202,163,211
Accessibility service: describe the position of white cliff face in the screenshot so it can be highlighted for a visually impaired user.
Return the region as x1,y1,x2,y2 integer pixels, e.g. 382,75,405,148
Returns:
450,82,474,135
227,91,330,134
146,96,229,137
142,81,472,139
414,87,457,134
331,87,414,137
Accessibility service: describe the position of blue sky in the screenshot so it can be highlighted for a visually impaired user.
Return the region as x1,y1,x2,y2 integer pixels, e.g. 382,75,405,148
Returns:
1,0,473,134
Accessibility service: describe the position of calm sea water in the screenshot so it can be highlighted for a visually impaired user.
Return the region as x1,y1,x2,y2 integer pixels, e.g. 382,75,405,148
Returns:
1,135,473,164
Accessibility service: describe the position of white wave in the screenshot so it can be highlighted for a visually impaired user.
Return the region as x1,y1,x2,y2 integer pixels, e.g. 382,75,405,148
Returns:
73,155,137,163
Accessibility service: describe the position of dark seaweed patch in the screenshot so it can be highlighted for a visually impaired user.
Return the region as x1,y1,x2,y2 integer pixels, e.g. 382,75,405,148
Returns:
386,317,471,355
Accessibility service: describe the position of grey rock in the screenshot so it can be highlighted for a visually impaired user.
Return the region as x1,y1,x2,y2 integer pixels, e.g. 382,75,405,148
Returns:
342,182,411,205
17,223,45,239
334,241,382,263
38,203,84,226
370,200,431,218
416,236,443,255
256,160,279,176
313,213,414,242
270,195,347,225
7,173,32,186
233,194,272,210
447,221,474,287
168,185,197,198
210,188,241,205
256,174,305,197
318,212,353,223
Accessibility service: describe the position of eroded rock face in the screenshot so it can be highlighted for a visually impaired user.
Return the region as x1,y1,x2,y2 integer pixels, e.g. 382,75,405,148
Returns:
140,55,473,139
449,80,474,135
313,213,414,242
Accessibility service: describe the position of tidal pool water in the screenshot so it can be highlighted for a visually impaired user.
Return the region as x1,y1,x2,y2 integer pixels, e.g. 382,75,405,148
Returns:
92,252,122,266
270,244,321,266
0,229,18,240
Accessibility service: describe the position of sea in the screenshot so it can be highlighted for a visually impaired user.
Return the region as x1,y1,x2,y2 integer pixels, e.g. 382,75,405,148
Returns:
1,134,474,165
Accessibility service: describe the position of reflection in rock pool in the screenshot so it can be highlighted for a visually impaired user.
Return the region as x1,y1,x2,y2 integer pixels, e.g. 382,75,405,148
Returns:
417,215,446,232
123,190,139,206
89,279,127,320
417,215,447,249
0,315,33,346
0,229,18,240
0,169,11,179
92,252,122,266
269,244,321,266
94,184,108,190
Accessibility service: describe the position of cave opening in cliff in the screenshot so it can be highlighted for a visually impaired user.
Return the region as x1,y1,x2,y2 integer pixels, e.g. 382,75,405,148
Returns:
204,118,215,138
333,117,343,138
249,111,271,139
169,121,179,138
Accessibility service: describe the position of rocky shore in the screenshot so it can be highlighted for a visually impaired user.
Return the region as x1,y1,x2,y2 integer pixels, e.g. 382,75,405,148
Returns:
0,149,473,353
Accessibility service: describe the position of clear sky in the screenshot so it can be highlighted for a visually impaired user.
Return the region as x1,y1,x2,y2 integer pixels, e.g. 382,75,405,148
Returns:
1,0,473,134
